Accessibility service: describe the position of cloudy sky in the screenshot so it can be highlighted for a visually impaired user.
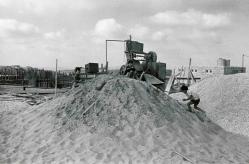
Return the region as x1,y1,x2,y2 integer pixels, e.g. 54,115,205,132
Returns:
1,0,249,71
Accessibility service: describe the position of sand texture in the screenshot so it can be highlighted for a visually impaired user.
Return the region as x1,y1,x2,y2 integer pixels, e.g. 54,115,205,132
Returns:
1,74,249,164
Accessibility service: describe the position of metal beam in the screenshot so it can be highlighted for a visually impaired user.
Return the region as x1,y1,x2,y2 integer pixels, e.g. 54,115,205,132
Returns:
106,40,126,42
106,39,126,73
242,54,249,73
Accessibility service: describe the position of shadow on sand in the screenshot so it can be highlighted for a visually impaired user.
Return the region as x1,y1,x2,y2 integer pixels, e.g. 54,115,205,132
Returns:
194,107,207,122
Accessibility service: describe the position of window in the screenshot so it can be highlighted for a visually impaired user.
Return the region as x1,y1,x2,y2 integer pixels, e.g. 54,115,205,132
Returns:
205,69,213,73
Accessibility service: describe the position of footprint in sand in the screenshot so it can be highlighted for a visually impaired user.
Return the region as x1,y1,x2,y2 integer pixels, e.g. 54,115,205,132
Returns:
34,128,42,133
80,158,89,164
0,128,5,135
68,132,77,142
25,150,32,155
75,146,84,153
3,131,11,136
152,129,166,146
1,136,8,144
64,141,75,149
36,145,47,154
96,153,104,160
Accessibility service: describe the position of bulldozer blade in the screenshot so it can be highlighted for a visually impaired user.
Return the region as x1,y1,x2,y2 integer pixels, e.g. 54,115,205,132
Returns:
143,74,164,85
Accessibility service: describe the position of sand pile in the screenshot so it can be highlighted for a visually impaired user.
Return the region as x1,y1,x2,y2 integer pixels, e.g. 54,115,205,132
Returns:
170,73,249,137
1,74,249,164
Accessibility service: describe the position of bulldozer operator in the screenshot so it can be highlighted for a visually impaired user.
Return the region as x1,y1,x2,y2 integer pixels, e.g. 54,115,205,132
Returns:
124,60,137,79
73,67,81,87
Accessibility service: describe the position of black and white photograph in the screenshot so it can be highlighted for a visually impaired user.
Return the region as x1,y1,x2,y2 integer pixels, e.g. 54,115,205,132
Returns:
1,0,249,163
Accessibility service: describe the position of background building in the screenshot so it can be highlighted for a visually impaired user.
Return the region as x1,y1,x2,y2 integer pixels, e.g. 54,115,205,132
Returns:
0,65,73,88
172,58,246,80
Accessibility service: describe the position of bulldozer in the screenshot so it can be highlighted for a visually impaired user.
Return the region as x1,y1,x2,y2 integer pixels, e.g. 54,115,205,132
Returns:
119,37,167,91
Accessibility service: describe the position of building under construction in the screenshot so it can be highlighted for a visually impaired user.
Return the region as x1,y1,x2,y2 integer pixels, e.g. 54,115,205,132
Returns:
0,65,73,88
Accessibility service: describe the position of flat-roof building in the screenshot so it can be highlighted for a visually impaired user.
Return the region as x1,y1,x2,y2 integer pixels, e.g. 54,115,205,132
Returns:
172,58,246,79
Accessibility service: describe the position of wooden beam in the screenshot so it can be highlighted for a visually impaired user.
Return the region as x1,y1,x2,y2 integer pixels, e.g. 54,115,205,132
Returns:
187,58,191,86
165,70,175,95
190,71,196,83
173,150,196,164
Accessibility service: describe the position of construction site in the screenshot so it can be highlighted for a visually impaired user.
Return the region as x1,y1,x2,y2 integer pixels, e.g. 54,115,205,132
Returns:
1,37,249,164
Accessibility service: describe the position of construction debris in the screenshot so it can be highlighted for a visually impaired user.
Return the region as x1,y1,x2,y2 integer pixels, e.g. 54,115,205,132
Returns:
0,93,53,105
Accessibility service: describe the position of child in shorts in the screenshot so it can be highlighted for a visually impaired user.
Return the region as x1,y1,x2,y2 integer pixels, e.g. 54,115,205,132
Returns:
180,85,202,114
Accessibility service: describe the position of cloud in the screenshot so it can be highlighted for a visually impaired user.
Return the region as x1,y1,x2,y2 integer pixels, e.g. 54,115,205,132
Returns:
0,0,95,16
150,9,231,28
152,31,165,41
128,25,150,40
0,19,40,38
152,28,173,41
92,18,123,43
23,0,95,14
0,0,52,15
202,13,230,28
69,0,95,10
44,28,67,40
147,9,230,46
0,0,10,6
150,9,200,26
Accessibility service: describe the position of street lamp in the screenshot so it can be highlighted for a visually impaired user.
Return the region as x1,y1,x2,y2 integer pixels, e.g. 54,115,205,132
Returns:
242,54,249,73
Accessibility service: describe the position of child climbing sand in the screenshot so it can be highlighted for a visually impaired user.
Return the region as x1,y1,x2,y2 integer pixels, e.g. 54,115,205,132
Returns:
180,85,206,116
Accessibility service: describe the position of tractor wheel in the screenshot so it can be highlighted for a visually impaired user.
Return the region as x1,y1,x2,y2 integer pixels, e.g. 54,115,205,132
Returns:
119,65,126,75
149,51,157,62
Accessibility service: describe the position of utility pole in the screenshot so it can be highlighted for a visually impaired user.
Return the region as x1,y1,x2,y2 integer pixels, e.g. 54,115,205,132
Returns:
55,59,58,97
105,40,107,73
242,54,244,70
242,54,249,73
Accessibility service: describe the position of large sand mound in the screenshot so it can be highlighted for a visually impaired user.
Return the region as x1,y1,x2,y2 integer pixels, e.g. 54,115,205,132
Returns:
1,74,249,164
170,73,249,137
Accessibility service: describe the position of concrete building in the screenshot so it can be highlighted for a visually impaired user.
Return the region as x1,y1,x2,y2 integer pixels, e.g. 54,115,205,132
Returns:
172,58,246,79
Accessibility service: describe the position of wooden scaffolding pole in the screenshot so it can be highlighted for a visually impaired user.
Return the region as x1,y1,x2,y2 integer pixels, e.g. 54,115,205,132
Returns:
187,58,191,86
55,59,58,97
